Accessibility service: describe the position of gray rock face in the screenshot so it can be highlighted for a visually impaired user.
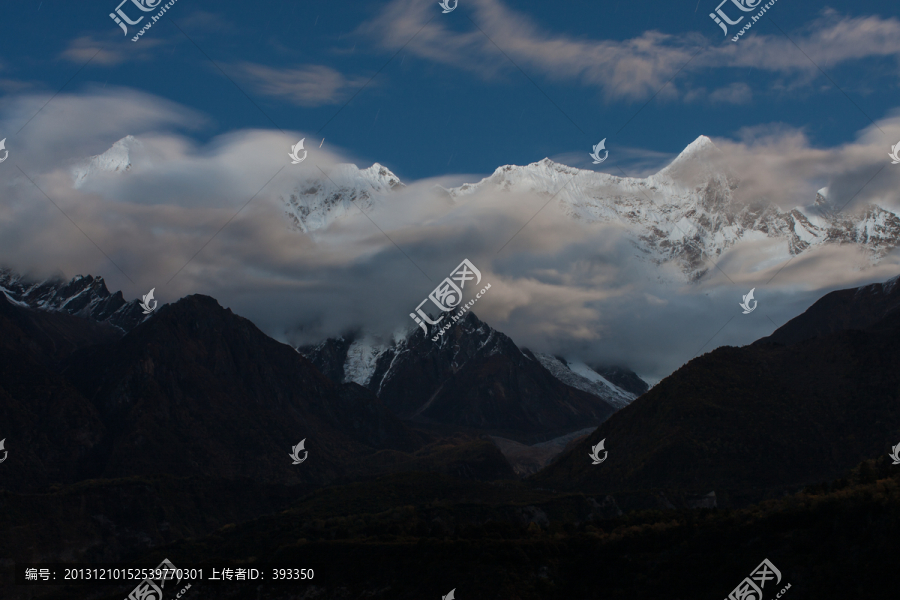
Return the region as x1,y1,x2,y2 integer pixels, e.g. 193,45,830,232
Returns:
300,312,624,439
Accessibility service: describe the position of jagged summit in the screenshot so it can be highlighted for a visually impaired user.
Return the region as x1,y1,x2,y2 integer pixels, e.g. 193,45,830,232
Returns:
678,134,718,156
455,136,720,198
0,268,147,331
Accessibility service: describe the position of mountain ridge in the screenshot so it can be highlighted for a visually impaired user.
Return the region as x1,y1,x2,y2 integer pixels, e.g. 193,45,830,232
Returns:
1,266,644,434
301,312,631,441
755,273,900,346
0,268,146,331
443,137,900,280
69,135,900,281
534,272,900,507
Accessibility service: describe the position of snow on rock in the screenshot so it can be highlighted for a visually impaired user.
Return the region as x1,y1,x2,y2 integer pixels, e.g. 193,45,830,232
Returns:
281,162,404,235
0,268,147,331
533,353,636,410
302,315,640,412
443,136,900,281
67,135,900,280
343,337,387,386
72,135,145,189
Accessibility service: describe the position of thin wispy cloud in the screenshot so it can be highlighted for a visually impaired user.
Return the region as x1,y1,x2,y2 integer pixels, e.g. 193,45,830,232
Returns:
233,62,370,107
60,36,164,66
60,36,128,66
361,0,900,102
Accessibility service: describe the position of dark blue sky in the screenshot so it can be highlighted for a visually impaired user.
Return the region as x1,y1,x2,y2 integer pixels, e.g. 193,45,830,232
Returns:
2,0,897,181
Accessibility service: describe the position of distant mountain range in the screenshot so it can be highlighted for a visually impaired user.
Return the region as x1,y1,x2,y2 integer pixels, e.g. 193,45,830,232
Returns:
70,135,900,281
1,268,643,444
11,263,900,510
300,312,640,441
444,136,900,280
0,267,642,493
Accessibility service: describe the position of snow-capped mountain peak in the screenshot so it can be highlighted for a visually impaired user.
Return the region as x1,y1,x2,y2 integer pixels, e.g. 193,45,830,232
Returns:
300,312,645,423
443,135,900,280
282,162,405,234
63,135,900,280
654,134,730,186
670,134,718,161
72,135,145,189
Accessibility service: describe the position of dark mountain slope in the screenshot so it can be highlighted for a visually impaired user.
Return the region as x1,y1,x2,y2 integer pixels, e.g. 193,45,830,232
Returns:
0,293,517,568
534,302,900,504
417,347,614,437
0,291,122,363
756,274,900,345
302,336,353,384
58,295,419,485
0,294,114,491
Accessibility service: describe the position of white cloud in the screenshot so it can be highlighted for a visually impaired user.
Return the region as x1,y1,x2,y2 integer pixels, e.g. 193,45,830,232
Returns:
1,88,899,383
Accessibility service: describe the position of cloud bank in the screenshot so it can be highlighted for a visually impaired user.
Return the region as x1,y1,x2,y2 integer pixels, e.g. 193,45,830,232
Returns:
1,88,899,383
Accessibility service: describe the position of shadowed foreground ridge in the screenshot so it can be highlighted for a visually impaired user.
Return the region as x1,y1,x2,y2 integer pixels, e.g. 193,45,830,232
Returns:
34,294,418,487
755,273,900,346
535,273,900,506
